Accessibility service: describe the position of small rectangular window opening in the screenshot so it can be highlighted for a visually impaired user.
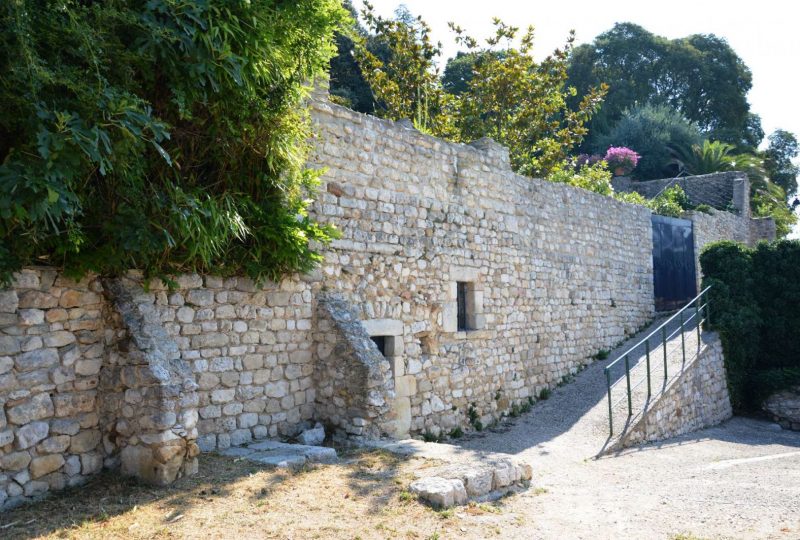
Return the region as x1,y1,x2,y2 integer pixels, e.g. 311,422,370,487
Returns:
456,281,468,331
371,335,388,356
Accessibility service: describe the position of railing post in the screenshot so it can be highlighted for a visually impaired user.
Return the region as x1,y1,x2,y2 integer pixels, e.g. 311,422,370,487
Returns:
645,339,652,398
606,368,613,436
696,298,701,351
624,354,632,417
662,326,668,380
680,310,685,365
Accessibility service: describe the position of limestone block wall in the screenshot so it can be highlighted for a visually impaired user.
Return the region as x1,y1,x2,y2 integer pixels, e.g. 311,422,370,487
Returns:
0,269,106,509
615,332,732,449
0,97,763,506
687,209,752,289
308,99,656,437
314,294,395,440
124,273,319,452
100,278,199,486
612,172,749,213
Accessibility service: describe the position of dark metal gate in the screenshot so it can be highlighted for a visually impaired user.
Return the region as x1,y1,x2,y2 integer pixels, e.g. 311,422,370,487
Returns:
651,215,697,311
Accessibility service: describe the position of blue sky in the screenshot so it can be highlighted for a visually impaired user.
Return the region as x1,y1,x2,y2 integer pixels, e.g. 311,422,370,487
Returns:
356,1,800,237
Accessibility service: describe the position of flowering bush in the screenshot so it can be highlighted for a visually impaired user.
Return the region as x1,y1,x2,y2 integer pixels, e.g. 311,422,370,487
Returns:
604,146,640,175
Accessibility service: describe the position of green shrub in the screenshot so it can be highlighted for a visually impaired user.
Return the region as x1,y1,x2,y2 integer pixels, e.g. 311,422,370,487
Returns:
595,104,702,180
594,349,610,361
701,240,800,411
448,427,464,439
648,185,692,218
547,161,613,196
0,1,347,286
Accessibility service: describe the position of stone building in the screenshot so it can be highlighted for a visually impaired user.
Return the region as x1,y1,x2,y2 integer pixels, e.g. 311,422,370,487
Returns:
0,95,775,508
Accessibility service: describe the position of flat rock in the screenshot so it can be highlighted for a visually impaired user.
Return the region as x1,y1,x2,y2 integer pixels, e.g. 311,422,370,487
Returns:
249,453,307,470
298,422,325,446
219,438,338,470
366,438,533,505
409,476,468,508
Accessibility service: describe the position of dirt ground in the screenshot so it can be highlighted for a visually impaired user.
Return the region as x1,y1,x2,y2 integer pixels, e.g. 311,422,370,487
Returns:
2,416,799,540
0,450,538,540
3,324,799,539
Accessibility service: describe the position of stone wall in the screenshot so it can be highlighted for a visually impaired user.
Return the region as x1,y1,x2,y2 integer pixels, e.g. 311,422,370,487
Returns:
687,208,751,289
308,98,655,438
314,294,395,440
0,269,107,509
122,273,319,453
1,96,761,507
614,332,732,449
613,172,776,267
612,171,750,213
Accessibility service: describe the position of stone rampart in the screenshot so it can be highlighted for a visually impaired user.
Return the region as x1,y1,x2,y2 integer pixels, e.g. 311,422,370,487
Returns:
0,97,758,507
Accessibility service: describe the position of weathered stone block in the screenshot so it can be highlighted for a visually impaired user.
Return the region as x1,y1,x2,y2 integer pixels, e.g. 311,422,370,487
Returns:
15,421,49,449
50,418,81,436
0,290,19,313
7,393,54,424
69,429,101,453
297,422,325,446
1,451,32,471
15,348,59,372
37,435,71,454
44,331,76,348
186,289,215,307
409,477,467,508
30,454,65,479
75,358,102,376
18,309,45,325
53,391,96,417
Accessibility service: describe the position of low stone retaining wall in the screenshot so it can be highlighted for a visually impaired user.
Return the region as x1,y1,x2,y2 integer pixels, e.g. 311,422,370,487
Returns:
613,332,732,450
763,386,800,431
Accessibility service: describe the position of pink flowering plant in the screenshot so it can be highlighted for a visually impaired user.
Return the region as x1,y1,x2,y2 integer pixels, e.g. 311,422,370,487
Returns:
604,146,640,175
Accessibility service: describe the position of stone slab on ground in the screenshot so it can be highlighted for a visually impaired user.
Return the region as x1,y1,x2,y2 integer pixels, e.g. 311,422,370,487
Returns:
365,438,532,507
219,439,337,470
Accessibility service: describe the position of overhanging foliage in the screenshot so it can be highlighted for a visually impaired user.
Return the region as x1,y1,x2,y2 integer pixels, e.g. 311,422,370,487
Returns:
0,0,347,286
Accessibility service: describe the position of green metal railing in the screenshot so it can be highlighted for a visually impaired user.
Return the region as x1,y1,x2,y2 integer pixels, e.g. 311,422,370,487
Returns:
603,286,711,436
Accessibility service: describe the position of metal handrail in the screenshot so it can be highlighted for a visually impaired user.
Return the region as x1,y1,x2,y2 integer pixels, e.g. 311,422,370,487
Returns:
604,286,711,436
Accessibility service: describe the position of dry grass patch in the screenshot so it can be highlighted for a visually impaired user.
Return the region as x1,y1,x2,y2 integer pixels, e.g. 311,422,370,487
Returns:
0,450,527,539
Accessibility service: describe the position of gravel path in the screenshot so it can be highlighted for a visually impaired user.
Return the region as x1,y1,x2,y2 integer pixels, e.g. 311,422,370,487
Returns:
448,319,800,539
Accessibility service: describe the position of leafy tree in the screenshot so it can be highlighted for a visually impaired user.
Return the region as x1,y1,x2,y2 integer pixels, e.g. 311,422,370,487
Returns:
568,23,757,150
449,21,607,177
764,129,800,197
0,0,347,286
595,104,702,180
329,1,376,113
354,2,454,136
442,50,504,95
354,5,607,177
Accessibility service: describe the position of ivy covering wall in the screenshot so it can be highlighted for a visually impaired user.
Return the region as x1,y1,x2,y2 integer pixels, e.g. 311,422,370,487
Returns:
700,240,800,411
0,0,347,286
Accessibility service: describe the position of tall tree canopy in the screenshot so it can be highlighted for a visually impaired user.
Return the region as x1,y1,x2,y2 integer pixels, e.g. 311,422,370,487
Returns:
354,3,607,177
568,23,759,151
0,0,347,286
764,129,800,197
